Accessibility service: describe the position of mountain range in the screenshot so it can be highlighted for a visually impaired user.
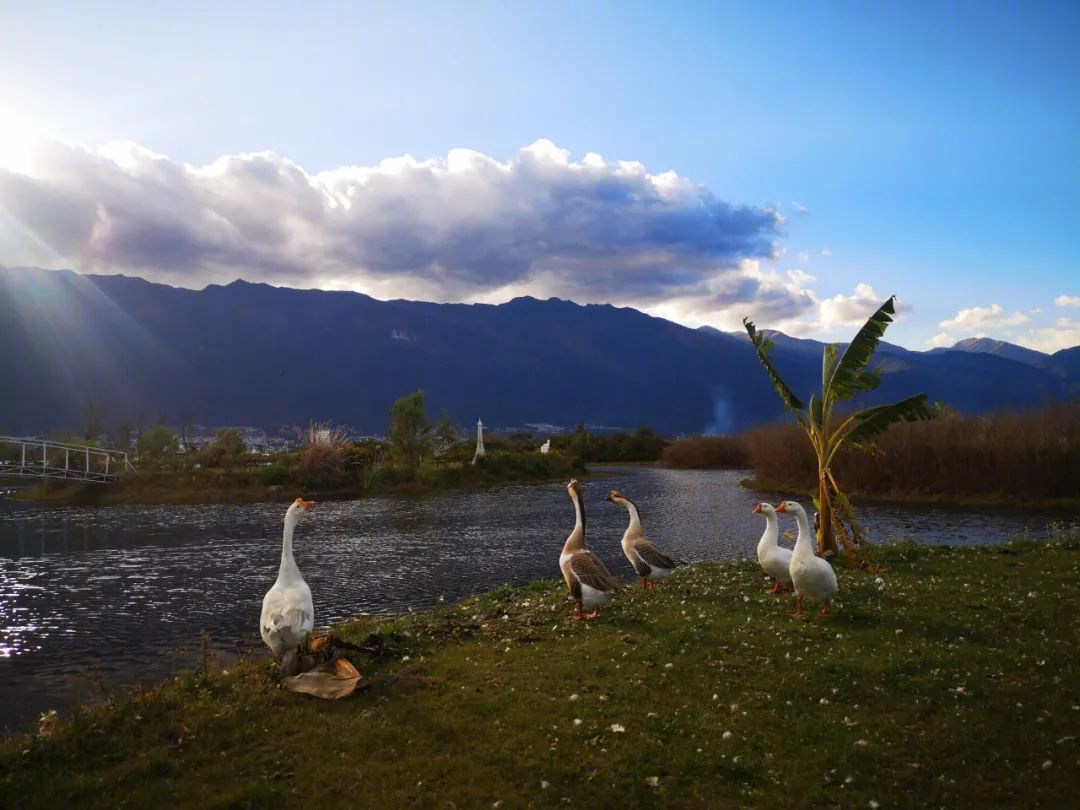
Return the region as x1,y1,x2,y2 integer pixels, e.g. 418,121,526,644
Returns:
1,266,1076,436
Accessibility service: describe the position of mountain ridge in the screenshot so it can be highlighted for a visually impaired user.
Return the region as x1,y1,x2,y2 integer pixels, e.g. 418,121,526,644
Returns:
1,266,1075,435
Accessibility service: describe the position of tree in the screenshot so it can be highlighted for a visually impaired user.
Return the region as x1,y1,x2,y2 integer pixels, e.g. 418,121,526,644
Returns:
430,409,460,459
389,390,431,470
138,426,178,461
744,295,934,556
202,428,247,469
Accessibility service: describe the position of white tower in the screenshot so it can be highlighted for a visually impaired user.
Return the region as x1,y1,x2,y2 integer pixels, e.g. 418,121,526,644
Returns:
472,418,486,464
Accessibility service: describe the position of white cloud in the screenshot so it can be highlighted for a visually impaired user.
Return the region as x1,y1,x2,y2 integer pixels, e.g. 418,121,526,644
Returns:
819,247,831,257
1013,318,1080,353
927,332,954,348
787,269,816,285
791,201,808,215
1055,294,1080,307
0,137,781,312
817,282,887,330
938,304,1029,333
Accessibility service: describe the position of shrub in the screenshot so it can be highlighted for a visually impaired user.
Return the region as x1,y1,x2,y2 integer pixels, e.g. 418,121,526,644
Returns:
661,435,750,469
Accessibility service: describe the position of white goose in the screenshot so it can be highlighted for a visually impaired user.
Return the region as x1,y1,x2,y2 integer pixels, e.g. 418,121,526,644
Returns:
754,502,792,594
260,497,317,654
607,489,684,589
560,480,620,620
776,500,837,618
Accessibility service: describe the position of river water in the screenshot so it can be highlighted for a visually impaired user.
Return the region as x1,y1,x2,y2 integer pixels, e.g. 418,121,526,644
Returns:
0,466,1074,733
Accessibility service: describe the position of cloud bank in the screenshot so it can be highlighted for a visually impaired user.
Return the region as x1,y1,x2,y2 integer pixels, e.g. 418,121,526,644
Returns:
0,137,799,321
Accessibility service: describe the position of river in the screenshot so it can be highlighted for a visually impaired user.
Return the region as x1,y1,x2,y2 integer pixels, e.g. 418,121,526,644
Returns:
0,466,1074,733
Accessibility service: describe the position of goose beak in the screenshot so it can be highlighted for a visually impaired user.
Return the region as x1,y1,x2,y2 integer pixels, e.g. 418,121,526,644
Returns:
775,502,787,513
300,499,317,510
753,503,762,514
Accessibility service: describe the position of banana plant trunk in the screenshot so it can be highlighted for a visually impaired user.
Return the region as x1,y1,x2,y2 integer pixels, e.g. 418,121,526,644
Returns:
817,470,837,555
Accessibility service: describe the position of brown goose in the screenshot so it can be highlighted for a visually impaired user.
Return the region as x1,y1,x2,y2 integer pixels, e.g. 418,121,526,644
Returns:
559,479,620,620
607,489,685,589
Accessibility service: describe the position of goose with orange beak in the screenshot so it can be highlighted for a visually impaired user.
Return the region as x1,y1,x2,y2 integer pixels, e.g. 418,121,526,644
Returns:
607,489,685,589
260,497,317,653
776,500,837,618
559,480,620,620
754,502,792,594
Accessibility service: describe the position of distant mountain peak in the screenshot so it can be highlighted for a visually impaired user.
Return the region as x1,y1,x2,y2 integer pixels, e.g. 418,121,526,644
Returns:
949,337,1050,368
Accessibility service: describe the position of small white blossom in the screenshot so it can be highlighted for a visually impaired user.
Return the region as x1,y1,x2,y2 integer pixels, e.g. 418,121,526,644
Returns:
569,694,579,702
610,724,626,733
722,730,733,740
573,718,582,726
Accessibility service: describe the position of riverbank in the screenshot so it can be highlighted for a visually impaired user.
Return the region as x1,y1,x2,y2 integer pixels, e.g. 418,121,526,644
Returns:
2,539,1077,808
7,453,584,506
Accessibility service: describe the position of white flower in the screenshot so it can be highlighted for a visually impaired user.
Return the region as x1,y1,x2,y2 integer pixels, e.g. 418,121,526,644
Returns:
820,698,829,705
855,739,869,747
722,730,733,740
569,693,579,702
401,655,410,662
645,776,660,788
869,802,880,809
610,724,626,733
664,663,674,669
540,780,550,789
573,718,582,726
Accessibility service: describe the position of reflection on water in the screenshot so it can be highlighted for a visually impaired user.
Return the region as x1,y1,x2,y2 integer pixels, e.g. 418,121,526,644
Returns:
0,466,1075,733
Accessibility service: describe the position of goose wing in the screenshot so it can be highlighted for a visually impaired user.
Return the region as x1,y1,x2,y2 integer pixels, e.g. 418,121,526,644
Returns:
633,539,683,570
570,551,620,593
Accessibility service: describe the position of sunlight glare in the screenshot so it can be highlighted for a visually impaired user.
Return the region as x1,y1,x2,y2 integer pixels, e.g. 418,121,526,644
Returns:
0,108,46,175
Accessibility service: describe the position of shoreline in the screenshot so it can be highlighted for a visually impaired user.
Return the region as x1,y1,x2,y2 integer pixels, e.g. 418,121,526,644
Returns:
1,539,1076,807
738,475,1080,510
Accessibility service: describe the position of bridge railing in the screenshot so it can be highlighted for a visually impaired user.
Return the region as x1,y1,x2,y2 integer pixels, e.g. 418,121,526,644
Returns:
0,436,136,483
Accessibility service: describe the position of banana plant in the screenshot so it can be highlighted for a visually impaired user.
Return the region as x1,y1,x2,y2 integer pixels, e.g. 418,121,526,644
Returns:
743,295,934,556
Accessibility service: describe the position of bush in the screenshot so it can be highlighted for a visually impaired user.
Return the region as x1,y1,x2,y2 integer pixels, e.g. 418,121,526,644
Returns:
661,435,750,469
745,402,1080,500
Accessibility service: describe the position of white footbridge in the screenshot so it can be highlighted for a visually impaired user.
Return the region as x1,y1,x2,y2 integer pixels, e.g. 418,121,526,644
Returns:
0,436,136,484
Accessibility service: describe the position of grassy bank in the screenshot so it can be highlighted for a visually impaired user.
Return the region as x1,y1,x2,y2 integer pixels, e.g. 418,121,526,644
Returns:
2,540,1078,808
10,452,584,506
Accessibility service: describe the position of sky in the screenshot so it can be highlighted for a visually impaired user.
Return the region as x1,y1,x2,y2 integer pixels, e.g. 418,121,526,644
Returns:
0,0,1078,352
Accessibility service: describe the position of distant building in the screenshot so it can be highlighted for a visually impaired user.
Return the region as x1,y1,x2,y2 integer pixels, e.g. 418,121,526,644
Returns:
539,439,551,454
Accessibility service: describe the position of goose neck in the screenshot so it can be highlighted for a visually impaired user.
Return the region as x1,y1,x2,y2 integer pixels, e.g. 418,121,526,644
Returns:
758,511,778,551
792,509,814,555
278,517,301,579
564,492,586,552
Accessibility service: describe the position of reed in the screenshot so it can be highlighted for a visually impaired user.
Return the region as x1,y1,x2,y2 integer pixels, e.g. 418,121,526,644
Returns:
745,402,1080,501
660,435,750,469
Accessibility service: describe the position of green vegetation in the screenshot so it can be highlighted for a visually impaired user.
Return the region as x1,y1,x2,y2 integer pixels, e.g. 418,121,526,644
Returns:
744,401,1080,507
744,296,934,554
389,390,432,470
2,540,1077,807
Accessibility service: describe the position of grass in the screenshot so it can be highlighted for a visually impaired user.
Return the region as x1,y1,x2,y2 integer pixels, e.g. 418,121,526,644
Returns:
2,540,1078,808
9,452,583,506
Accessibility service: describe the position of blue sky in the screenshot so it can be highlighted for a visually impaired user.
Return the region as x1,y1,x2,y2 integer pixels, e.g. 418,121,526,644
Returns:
1,1,1077,351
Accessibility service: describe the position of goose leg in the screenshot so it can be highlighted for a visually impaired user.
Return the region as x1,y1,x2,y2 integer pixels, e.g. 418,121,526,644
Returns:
641,579,648,591
573,601,586,621
585,608,599,620
791,593,807,619
819,602,830,617
766,579,783,594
